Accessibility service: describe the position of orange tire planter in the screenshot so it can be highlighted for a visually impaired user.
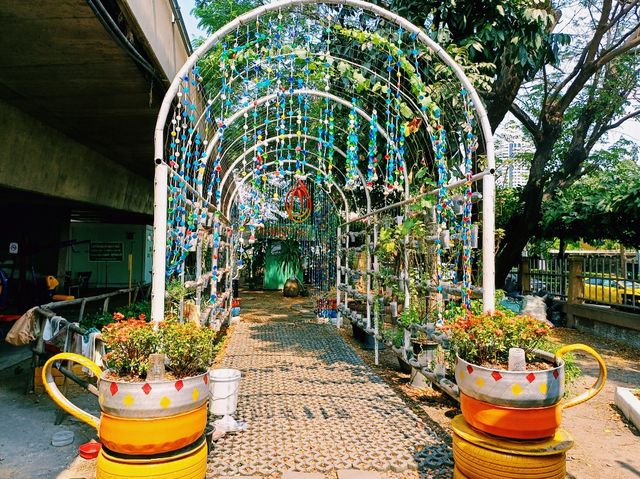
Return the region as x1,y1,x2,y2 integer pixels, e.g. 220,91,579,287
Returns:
99,403,207,455
455,344,607,440
460,393,561,440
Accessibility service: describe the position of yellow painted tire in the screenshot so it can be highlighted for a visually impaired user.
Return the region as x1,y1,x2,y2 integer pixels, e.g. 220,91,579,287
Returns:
99,403,207,455
96,437,207,479
453,433,566,479
454,467,469,479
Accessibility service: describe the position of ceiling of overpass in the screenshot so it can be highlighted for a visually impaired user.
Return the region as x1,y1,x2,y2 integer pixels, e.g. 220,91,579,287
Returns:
0,0,168,177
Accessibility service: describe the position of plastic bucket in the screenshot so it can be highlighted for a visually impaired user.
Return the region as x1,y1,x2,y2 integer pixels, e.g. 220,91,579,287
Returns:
208,369,241,416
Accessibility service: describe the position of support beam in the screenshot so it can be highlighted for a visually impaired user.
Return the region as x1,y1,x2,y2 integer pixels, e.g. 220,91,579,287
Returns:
0,100,152,214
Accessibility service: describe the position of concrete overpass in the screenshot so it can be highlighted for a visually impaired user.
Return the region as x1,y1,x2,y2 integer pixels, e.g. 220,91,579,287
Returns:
0,0,192,305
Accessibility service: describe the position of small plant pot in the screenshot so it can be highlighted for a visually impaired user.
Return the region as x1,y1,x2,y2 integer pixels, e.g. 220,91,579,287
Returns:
361,330,385,351
205,424,215,452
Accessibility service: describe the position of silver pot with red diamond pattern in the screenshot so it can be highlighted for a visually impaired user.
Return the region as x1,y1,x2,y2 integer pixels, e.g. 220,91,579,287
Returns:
98,371,209,417
454,345,607,439
41,353,210,455
454,352,564,408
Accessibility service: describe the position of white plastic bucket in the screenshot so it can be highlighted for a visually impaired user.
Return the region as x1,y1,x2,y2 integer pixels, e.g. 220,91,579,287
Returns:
208,368,241,416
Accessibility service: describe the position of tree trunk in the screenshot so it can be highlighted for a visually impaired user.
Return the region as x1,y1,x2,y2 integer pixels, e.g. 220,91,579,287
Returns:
495,130,559,287
485,60,524,131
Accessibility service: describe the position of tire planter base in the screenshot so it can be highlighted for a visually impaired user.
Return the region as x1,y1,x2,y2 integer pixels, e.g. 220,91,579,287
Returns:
96,435,207,479
452,415,573,479
460,393,562,440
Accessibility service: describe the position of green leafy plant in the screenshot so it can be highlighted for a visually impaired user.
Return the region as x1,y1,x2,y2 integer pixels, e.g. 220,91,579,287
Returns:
101,318,220,380
399,304,421,328
443,310,551,368
80,300,151,331
392,327,405,349
159,321,219,378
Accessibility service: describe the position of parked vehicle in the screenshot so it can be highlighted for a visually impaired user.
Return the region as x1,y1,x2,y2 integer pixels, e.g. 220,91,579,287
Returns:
583,277,640,307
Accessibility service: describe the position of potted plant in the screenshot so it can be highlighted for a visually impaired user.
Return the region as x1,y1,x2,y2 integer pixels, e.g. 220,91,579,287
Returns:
445,310,607,439
42,317,219,456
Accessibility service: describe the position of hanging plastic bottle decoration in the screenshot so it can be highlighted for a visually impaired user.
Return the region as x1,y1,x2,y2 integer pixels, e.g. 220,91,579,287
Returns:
367,110,378,190
345,99,359,190
285,180,312,223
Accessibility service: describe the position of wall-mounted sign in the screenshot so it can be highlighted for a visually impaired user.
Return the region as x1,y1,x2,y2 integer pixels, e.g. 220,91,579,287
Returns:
9,242,18,254
89,242,123,262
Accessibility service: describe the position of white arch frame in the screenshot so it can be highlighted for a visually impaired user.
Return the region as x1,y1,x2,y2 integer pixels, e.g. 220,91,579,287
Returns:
227,160,350,220
218,133,371,214
152,0,495,322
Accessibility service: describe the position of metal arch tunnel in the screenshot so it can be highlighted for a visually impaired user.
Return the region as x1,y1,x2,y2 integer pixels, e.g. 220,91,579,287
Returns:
151,0,496,322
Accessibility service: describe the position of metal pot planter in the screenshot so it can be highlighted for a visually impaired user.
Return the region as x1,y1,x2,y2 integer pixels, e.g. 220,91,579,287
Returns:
454,344,607,439
42,352,208,455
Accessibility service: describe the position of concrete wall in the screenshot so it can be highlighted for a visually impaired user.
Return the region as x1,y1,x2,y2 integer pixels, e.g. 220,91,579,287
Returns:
121,0,191,80
567,303,640,348
0,100,153,214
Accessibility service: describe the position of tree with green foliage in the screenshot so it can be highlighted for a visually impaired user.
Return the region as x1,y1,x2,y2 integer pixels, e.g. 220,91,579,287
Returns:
392,0,640,284
192,0,261,37
542,148,640,247
192,0,640,287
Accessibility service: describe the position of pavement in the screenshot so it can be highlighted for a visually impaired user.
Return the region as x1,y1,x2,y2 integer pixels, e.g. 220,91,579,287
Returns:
207,292,452,478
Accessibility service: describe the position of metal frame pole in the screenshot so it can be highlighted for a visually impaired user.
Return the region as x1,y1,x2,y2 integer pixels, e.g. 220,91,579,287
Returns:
336,224,342,328
151,161,168,324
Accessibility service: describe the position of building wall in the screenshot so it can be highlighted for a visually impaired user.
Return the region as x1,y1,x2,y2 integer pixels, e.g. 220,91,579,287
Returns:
121,0,191,81
67,223,153,288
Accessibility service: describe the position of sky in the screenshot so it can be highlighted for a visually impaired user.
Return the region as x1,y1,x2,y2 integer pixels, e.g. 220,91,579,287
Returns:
177,0,208,40
176,0,639,145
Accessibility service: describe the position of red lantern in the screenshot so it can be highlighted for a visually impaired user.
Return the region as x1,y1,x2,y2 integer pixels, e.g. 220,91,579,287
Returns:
285,180,312,223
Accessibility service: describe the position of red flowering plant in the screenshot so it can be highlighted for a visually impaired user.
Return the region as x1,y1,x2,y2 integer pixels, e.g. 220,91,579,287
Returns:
101,318,159,378
442,310,551,369
100,316,220,380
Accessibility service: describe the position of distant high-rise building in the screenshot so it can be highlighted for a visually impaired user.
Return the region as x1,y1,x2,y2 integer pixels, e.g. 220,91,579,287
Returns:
495,119,533,188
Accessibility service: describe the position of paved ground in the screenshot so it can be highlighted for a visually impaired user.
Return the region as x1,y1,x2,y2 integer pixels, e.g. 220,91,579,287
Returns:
2,290,637,479
207,292,452,478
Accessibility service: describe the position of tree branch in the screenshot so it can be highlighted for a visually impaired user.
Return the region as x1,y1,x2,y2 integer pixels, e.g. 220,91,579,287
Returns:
549,0,613,100
605,108,640,132
509,103,541,144
596,24,640,68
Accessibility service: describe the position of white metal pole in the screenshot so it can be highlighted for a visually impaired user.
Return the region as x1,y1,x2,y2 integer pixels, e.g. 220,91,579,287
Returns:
366,228,371,331
336,224,342,328
344,224,350,312
482,173,496,312
151,161,168,324
373,222,379,366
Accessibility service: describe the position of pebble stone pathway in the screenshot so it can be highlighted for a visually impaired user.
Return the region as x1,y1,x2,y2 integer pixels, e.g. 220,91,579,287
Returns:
207,296,452,478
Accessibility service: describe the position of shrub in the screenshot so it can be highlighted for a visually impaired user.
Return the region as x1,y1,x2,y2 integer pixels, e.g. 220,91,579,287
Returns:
101,319,159,378
443,310,551,367
159,321,219,378
101,318,220,379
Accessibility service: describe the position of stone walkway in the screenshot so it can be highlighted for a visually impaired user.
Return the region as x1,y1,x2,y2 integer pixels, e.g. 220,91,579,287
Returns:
207,293,452,478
